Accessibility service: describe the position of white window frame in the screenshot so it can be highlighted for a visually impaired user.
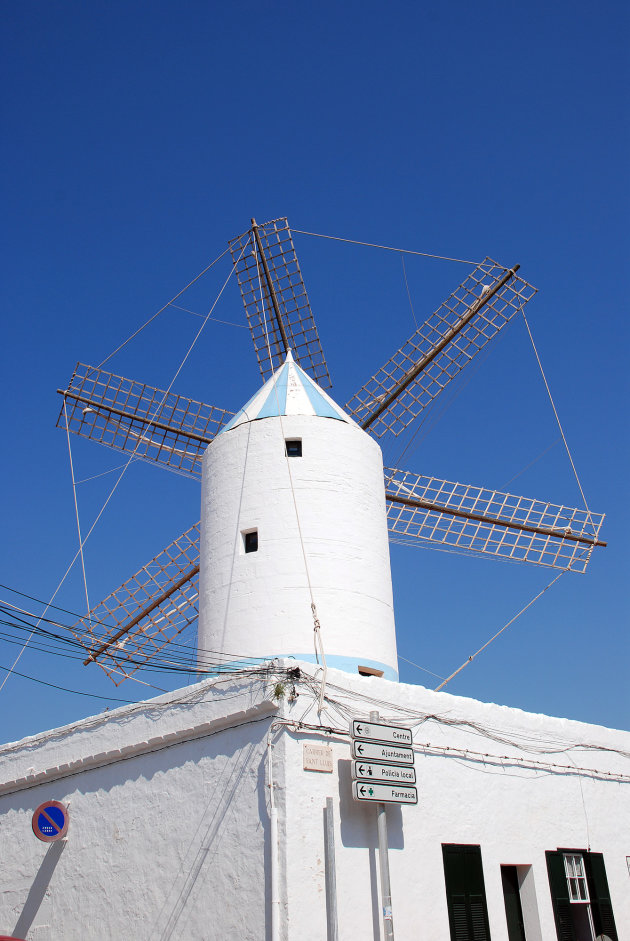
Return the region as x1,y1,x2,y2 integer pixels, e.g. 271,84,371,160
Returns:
563,853,590,903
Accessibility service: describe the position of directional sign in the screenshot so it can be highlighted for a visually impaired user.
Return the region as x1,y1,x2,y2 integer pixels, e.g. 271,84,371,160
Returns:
351,719,412,746
32,800,69,842
352,740,414,765
352,781,418,805
352,760,416,784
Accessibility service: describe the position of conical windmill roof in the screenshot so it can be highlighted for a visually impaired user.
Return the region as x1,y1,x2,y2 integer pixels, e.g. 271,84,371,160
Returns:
219,350,355,433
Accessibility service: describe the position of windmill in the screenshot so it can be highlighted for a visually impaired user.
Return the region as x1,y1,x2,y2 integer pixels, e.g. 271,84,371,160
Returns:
56,217,606,686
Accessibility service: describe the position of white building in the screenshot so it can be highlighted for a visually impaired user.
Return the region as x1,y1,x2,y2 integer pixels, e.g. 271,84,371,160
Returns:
0,354,627,940
0,665,628,940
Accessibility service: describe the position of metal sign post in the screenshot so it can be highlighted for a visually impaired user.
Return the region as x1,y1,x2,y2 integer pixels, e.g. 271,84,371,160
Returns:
371,711,394,941
350,712,418,939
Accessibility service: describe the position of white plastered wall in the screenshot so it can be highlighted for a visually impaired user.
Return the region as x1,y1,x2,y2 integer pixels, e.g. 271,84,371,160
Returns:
274,663,630,941
199,415,398,678
0,676,279,941
1,665,627,941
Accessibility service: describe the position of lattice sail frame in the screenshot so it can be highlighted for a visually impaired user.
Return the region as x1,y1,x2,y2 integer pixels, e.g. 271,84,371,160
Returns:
346,258,537,439
384,468,605,573
58,363,233,478
70,523,201,684
229,217,332,387
55,233,607,685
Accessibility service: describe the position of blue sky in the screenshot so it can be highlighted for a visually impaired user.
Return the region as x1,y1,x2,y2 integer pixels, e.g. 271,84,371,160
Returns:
1,0,628,742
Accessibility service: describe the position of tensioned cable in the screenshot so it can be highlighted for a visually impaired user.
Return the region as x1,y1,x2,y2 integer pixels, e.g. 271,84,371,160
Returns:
0,247,246,698
295,669,630,759
387,536,538,566
74,461,136,485
0,624,266,682
0,399,96,693
0,606,283,693
400,253,419,328
397,654,445,682
166,302,246,328
389,343,493,469
0,590,277,664
0,608,265,669
0,620,272,682
0,662,137,702
500,437,562,490
0,610,171,691
270,715,630,780
434,570,566,692
521,308,594,520
293,229,480,266
64,399,93,630
0,671,280,755
253,237,329,712
95,245,231,370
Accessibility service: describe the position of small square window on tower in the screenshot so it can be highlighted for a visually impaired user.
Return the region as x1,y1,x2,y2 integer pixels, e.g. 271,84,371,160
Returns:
243,529,258,553
285,439,302,457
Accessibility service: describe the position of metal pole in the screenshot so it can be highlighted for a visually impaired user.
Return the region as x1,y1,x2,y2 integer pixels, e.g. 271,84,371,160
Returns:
83,564,200,663
370,711,394,940
267,735,280,941
57,390,214,445
270,805,280,941
324,797,339,941
384,492,607,548
251,217,290,354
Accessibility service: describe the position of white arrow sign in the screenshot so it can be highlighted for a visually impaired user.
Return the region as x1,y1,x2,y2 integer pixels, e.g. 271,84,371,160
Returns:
350,720,412,746
351,740,414,765
352,760,416,784
352,781,418,805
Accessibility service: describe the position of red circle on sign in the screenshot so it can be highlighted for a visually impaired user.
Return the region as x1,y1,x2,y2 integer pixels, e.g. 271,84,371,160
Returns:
32,800,69,842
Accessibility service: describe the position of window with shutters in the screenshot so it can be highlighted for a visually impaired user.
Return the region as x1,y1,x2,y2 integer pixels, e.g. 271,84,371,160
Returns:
564,854,589,903
442,844,491,941
546,849,619,941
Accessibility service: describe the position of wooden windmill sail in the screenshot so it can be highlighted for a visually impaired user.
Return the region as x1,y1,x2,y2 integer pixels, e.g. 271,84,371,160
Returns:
56,217,606,684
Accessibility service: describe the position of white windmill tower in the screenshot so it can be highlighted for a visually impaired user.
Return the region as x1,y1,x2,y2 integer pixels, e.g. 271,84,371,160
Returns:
199,349,398,680
56,217,606,687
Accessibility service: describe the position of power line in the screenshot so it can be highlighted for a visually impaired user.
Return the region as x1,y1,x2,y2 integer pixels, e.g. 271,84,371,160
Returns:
0,598,272,666
0,662,136,703
0,604,276,679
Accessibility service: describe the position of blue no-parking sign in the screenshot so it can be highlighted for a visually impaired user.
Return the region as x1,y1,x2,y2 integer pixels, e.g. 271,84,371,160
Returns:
32,800,69,841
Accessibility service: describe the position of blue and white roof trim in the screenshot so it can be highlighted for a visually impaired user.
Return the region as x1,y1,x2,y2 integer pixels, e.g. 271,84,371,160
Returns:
220,350,355,434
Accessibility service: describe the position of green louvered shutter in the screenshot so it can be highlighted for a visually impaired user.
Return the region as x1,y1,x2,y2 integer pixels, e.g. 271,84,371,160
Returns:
545,851,575,941
584,853,618,941
442,844,491,941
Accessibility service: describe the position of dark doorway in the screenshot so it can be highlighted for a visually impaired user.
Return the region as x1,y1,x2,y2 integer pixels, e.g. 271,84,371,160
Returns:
501,866,526,941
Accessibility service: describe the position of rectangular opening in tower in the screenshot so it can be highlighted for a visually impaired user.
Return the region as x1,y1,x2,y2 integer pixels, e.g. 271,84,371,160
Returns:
243,530,258,553
285,439,302,457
